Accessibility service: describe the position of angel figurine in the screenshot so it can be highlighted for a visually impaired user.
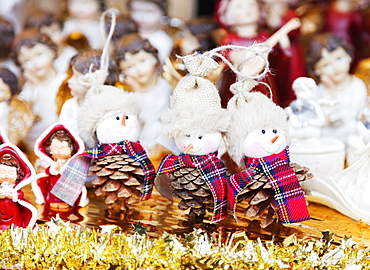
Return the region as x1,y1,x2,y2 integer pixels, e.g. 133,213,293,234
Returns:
0,68,34,145
32,122,88,211
285,77,346,176
285,77,327,140
23,10,78,74
0,16,20,77
0,143,37,230
13,29,67,153
306,32,367,143
63,0,106,49
127,0,173,63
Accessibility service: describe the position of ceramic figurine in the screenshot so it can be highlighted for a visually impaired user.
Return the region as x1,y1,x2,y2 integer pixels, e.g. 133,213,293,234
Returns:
285,77,346,176
263,0,307,107
63,0,105,49
0,16,20,77
23,10,78,74
13,28,67,154
114,33,171,157
303,133,370,225
225,79,311,227
59,49,119,134
127,0,173,63
51,87,155,211
0,143,37,230
306,32,367,165
215,0,301,107
32,122,88,210
323,0,364,66
285,77,326,140
156,54,230,223
0,68,34,145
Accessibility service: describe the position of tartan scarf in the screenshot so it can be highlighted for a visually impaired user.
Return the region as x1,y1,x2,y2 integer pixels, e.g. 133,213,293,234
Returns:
227,147,310,224
157,152,228,223
51,140,155,206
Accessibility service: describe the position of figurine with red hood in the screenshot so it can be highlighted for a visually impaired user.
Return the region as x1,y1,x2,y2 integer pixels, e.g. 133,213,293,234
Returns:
32,122,89,211
0,143,37,230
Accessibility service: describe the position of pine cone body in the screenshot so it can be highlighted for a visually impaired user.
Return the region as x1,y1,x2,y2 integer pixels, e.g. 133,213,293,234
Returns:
168,167,214,222
237,162,313,228
89,154,145,210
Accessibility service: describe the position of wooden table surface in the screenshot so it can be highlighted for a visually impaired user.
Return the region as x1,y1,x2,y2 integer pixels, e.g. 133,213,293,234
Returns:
22,184,370,247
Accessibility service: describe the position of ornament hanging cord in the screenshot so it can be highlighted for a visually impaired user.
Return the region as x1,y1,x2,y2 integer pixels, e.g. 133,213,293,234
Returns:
99,8,116,74
178,43,271,81
177,43,273,99
79,9,116,97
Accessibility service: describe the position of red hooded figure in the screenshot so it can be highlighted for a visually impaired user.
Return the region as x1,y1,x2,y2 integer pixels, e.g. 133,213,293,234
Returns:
0,143,37,230
32,122,88,211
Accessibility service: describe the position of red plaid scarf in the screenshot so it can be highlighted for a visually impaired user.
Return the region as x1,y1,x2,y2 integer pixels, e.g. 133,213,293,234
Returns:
157,152,228,223
51,140,155,206
227,147,310,224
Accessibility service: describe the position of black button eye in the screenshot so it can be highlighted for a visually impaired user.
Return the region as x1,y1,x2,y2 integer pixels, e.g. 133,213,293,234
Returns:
198,136,202,140
125,115,129,119
185,134,190,137
261,130,266,134
116,116,120,120
273,129,277,134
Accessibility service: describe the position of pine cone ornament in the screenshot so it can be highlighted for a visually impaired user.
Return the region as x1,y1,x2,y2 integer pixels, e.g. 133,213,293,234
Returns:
168,167,214,222
237,162,313,228
89,154,145,210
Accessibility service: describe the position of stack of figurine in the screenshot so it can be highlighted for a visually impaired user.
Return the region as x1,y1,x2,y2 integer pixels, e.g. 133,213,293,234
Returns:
1,0,370,232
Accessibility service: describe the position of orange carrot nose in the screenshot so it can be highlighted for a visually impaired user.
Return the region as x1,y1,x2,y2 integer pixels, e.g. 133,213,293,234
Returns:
183,144,193,154
121,114,126,126
271,135,279,144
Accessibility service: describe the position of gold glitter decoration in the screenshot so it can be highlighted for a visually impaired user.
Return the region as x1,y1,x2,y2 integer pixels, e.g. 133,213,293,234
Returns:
1,217,370,269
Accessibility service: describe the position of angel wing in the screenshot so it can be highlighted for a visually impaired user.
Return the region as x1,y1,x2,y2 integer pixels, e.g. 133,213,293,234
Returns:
7,95,35,145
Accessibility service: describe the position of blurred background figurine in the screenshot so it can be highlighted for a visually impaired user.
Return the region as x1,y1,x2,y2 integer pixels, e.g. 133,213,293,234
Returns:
263,0,307,107
13,29,67,159
305,32,367,165
0,16,20,77
0,68,34,146
32,122,88,211
285,77,346,177
23,10,77,74
63,0,106,50
285,77,326,140
127,0,173,64
0,143,37,230
322,0,365,67
114,33,171,158
215,0,300,107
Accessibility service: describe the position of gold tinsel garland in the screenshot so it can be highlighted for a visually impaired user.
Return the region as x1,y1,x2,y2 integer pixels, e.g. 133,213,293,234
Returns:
1,218,370,269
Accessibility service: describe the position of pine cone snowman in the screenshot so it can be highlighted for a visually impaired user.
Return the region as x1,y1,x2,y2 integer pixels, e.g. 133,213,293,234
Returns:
157,54,230,223
225,80,312,228
89,152,146,210
51,87,155,210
